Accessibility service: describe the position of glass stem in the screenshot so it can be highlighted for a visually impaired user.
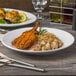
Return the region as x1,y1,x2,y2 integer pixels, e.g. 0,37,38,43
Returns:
37,10,43,20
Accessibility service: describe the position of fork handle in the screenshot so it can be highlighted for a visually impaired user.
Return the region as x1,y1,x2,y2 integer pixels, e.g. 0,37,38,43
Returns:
6,57,35,67
8,64,45,72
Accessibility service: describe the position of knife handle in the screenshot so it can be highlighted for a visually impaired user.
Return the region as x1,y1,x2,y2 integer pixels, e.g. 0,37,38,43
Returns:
8,64,46,72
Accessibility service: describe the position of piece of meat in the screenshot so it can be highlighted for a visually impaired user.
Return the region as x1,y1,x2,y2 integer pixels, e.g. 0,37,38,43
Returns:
0,8,5,19
12,22,40,49
0,13,4,19
5,10,19,22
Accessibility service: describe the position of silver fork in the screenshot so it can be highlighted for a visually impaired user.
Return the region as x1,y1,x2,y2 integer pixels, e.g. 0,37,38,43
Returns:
0,57,45,72
0,53,45,72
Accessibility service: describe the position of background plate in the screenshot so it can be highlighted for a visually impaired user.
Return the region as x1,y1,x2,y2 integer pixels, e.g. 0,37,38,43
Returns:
0,8,37,27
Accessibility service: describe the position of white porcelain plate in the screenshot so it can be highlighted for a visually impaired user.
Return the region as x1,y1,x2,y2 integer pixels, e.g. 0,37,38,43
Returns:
0,8,37,27
1,27,75,55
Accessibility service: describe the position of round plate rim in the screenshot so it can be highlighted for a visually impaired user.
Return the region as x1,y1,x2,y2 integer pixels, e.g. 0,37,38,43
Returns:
1,27,75,54
0,8,37,27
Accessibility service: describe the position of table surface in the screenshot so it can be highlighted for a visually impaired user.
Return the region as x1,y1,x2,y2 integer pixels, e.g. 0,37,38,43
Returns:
0,14,76,75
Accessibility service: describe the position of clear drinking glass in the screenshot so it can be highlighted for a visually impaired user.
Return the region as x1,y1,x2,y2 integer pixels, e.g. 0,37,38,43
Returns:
32,0,47,20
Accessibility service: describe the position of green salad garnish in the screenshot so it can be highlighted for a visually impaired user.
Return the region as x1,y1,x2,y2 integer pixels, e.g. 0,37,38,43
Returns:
5,10,10,13
0,20,7,24
38,27,47,35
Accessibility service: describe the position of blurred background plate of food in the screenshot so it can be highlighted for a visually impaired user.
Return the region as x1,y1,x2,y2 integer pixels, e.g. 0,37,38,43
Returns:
0,8,37,27
1,22,75,55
